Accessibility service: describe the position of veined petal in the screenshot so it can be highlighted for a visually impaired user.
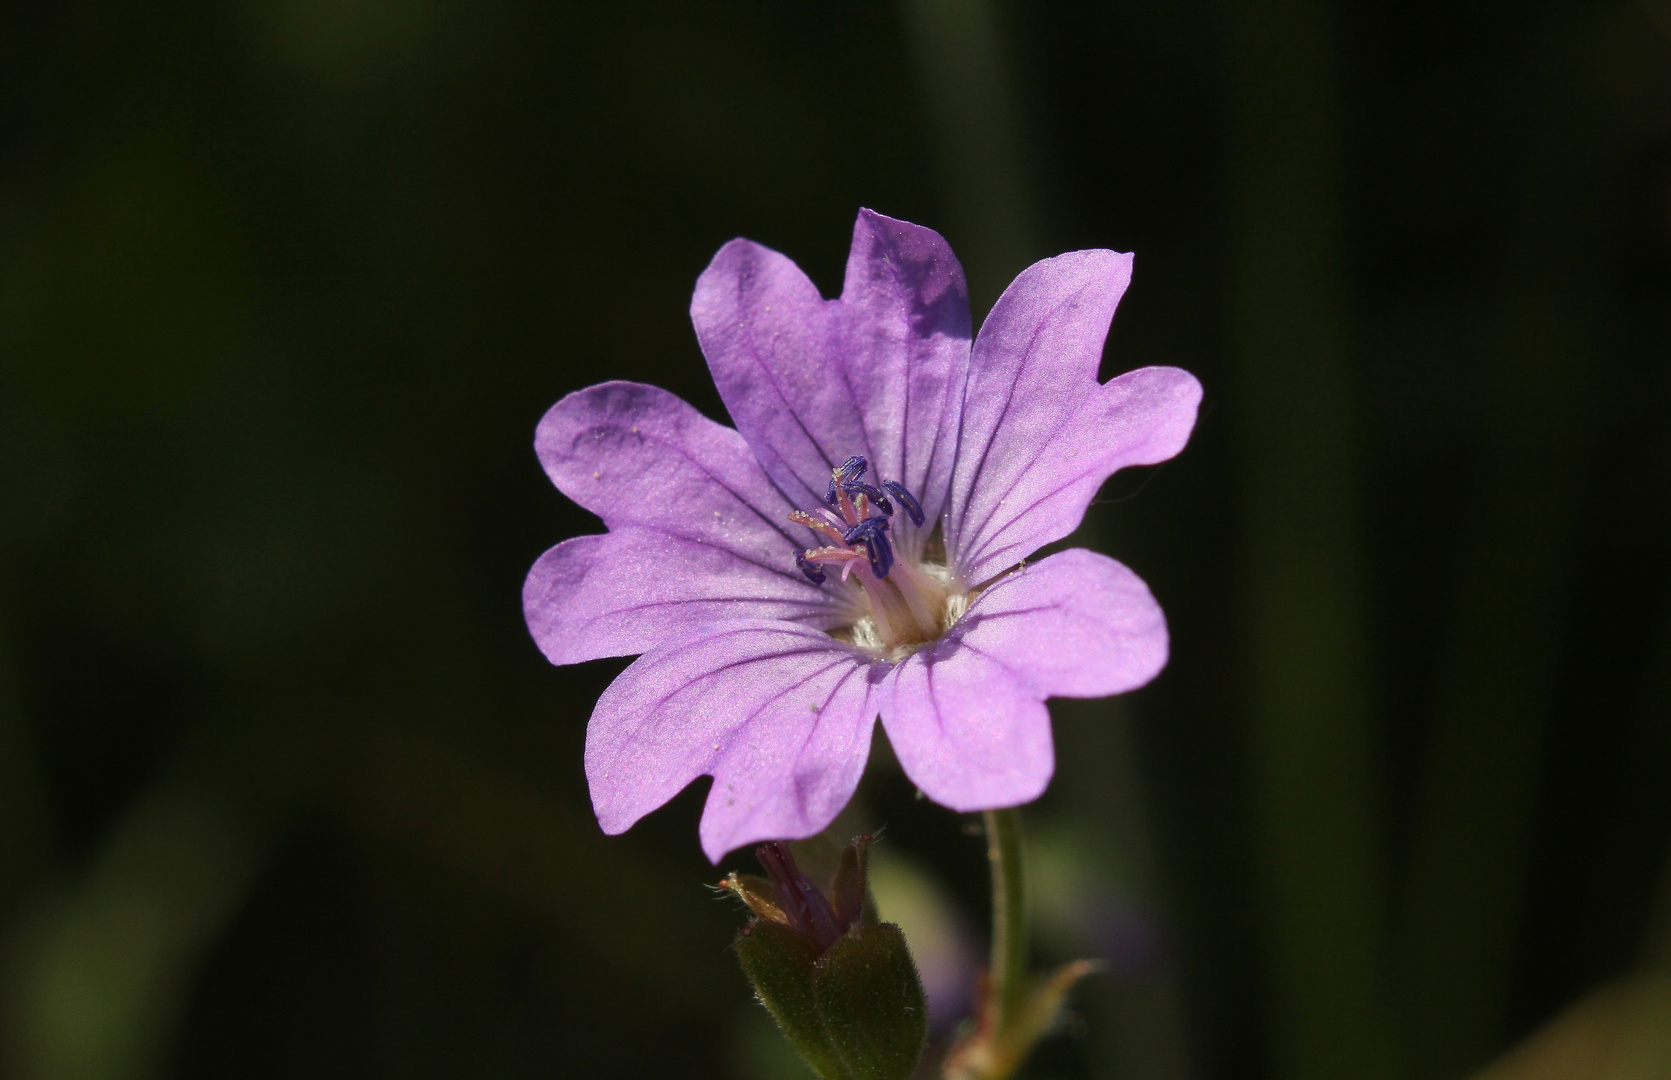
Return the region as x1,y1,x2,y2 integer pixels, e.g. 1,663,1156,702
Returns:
943,250,1200,583
838,210,971,555
584,620,881,863
523,528,839,665
535,381,803,563
878,635,1055,812
691,212,973,548
954,548,1168,698
876,548,1167,811
691,238,856,509
955,366,1202,581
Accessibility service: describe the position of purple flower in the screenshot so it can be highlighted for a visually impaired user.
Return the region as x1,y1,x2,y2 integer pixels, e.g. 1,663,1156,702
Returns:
524,211,1201,862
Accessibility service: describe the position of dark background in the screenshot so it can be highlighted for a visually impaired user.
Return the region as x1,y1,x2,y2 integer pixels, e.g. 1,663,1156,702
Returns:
1,0,1667,1078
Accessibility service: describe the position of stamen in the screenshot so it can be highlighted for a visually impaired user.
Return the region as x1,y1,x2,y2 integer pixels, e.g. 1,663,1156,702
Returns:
788,510,847,547
799,546,865,583
787,457,950,655
844,480,890,515
881,481,923,527
795,549,827,584
791,463,925,584
842,516,894,578
825,456,869,507
832,479,859,524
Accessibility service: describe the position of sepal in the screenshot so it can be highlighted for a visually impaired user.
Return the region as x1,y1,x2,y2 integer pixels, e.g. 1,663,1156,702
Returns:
734,919,851,1080
816,923,927,1080
727,838,927,1080
827,834,879,929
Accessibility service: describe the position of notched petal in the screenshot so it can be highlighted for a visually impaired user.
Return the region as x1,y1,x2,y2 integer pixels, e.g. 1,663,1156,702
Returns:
872,547,1171,812
583,620,881,863
692,239,855,509
840,210,973,538
955,548,1169,699
534,380,798,558
878,631,1055,812
955,366,1203,579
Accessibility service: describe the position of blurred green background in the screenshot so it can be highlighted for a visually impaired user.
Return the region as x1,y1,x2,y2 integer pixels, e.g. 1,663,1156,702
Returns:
1,0,1668,1077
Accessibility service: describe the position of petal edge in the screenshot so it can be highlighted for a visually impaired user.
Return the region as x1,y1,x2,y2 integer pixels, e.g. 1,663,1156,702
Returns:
583,619,880,863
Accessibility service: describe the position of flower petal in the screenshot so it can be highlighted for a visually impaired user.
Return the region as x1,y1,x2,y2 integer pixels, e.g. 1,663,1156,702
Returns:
876,548,1168,811
691,212,973,541
837,210,971,553
878,636,1054,812
691,237,853,508
943,250,1201,582
584,620,881,863
535,380,805,563
523,527,840,665
955,548,1169,698
956,366,1202,581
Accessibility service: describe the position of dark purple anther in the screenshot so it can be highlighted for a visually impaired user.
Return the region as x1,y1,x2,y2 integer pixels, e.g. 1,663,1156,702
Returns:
794,549,827,585
825,459,866,507
844,480,891,515
881,481,923,527
842,515,885,543
802,457,918,581
843,516,894,578
756,842,846,952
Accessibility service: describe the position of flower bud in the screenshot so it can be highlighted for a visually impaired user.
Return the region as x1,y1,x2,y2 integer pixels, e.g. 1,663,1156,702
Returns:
726,837,927,1080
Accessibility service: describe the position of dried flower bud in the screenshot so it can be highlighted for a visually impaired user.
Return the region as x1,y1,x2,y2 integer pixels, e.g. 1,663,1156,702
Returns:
726,837,926,1080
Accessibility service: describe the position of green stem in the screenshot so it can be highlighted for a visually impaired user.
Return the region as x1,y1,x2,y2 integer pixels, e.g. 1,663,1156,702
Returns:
952,807,1093,1080
984,807,1028,1036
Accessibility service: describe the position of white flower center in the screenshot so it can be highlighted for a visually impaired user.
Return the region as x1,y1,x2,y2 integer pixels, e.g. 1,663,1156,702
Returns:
844,559,968,660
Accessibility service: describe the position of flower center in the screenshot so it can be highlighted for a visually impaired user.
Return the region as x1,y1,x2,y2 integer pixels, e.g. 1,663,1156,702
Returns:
790,456,965,658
